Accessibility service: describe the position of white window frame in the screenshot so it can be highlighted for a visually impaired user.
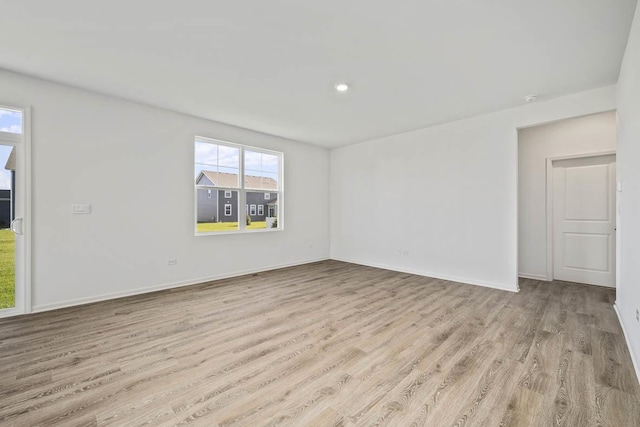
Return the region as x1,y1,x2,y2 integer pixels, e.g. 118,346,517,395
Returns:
250,204,257,216
195,136,283,235
224,190,232,198
258,205,264,216
224,204,232,216
264,193,270,200
207,189,212,199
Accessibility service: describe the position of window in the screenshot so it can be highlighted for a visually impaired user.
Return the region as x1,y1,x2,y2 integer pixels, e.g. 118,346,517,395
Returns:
195,136,282,233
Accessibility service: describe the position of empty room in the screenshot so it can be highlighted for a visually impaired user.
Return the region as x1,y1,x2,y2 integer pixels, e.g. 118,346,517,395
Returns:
1,1,639,426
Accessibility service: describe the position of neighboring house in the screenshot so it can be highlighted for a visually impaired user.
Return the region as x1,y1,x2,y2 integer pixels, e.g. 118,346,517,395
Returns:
1,147,15,228
0,190,10,228
196,171,278,223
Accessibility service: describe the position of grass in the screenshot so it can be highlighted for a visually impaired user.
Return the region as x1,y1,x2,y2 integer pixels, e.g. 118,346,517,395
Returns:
197,221,271,233
0,228,15,309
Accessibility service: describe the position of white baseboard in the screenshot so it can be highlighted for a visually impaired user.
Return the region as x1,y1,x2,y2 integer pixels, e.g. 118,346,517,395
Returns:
331,257,518,293
0,307,24,319
31,257,329,313
518,272,551,281
613,302,640,385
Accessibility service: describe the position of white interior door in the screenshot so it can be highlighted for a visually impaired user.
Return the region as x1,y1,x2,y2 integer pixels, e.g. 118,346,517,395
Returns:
552,154,616,287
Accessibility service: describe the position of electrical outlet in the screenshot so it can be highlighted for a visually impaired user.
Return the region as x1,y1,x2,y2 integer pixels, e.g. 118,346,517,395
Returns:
402,250,409,256
168,259,177,266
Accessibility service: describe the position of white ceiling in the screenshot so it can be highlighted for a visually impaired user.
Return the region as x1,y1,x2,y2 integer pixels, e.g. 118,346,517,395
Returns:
0,1,636,147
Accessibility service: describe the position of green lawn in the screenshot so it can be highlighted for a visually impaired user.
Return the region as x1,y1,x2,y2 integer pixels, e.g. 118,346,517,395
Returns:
197,221,269,233
0,229,15,309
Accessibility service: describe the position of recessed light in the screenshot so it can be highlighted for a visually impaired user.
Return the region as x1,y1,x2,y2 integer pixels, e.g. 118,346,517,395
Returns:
524,95,537,103
335,83,349,92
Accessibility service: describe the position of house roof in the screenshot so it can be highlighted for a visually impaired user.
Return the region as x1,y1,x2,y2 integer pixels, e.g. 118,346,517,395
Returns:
4,147,15,171
197,171,278,190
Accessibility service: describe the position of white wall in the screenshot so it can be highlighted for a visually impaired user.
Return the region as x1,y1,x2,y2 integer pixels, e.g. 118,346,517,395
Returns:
331,86,617,292
518,112,617,280
616,3,640,379
0,69,330,311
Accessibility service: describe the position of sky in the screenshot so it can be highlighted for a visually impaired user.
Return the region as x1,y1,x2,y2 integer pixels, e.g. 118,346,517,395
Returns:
195,140,279,188
0,108,22,133
0,109,20,190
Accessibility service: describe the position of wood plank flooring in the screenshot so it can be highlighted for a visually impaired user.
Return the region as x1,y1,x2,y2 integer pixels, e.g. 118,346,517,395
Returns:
0,260,638,426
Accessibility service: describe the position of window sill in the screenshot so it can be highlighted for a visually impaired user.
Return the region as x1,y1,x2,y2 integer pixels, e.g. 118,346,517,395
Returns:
195,227,283,237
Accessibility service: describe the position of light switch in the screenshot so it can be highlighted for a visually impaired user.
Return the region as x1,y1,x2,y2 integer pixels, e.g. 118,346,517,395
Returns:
71,204,91,214
617,182,622,192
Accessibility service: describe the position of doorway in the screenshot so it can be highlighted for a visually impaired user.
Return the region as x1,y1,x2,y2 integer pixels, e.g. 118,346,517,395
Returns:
517,111,618,287
551,154,616,287
0,105,30,317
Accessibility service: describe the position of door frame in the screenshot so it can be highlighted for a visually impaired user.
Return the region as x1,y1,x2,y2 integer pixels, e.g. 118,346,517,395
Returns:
0,104,32,318
545,150,616,282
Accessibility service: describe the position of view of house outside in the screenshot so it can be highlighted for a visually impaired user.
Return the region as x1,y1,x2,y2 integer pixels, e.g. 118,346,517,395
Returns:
195,140,281,233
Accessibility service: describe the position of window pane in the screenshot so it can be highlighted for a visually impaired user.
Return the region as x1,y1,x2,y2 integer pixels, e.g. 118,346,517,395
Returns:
244,150,280,190
196,189,239,233
247,191,278,230
195,140,240,188
0,108,22,134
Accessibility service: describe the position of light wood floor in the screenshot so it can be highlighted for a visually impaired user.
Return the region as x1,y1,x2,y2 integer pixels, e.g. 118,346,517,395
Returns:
0,261,638,426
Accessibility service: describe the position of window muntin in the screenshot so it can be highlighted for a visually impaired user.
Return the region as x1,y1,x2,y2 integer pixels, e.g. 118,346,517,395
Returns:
195,137,282,234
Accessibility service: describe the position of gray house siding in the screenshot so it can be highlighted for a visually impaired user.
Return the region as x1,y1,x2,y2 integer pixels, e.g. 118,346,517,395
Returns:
196,188,218,223
0,189,10,228
198,175,215,186
219,190,238,222
246,192,277,222
196,182,276,224
196,190,239,223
